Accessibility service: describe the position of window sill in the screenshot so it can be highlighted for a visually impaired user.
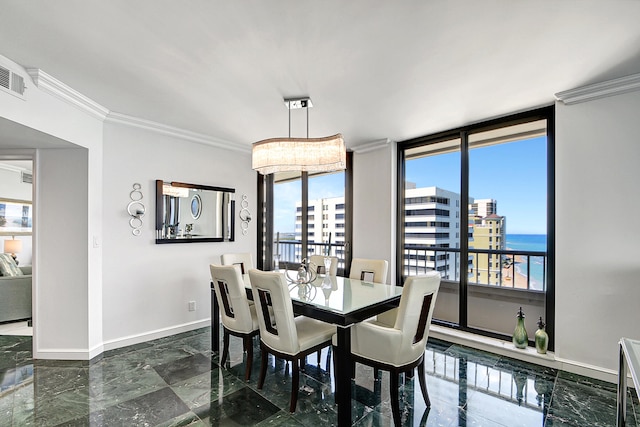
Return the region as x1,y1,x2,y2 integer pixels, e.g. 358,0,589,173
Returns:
429,325,559,369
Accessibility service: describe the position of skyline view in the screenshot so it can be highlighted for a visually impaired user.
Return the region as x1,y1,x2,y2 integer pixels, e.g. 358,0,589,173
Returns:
275,136,547,236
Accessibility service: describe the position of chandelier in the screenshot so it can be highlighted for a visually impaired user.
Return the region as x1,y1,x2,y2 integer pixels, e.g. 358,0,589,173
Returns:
252,97,346,175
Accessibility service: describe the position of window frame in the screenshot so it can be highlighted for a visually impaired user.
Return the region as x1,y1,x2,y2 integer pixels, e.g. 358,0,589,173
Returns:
258,151,354,275
396,106,555,349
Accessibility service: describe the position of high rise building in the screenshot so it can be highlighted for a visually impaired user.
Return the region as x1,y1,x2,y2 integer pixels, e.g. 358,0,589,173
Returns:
404,186,462,279
295,196,346,261
294,189,506,286
468,207,506,285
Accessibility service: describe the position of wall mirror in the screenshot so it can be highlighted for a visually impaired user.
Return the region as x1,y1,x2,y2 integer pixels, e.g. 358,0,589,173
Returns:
155,180,235,243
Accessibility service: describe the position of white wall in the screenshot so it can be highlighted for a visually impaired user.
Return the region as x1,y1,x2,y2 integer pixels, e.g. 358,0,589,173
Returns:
35,148,91,357
0,55,106,360
352,143,397,284
555,89,640,373
101,123,255,349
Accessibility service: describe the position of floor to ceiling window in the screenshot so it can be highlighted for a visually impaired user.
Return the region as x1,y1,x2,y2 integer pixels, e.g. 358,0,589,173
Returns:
397,107,554,348
258,153,353,275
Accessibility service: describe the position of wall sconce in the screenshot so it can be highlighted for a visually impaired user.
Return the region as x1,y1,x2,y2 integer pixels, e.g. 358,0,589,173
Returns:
239,194,251,235
127,183,145,236
3,237,22,265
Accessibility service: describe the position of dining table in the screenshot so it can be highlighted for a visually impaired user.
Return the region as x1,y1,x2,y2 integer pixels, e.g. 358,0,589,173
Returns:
211,271,404,426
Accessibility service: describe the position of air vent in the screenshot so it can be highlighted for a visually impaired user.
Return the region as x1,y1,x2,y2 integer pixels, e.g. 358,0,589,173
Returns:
0,65,26,97
21,172,32,184
0,66,9,90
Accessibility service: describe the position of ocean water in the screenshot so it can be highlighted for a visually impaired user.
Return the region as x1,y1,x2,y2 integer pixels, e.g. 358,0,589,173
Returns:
505,234,547,290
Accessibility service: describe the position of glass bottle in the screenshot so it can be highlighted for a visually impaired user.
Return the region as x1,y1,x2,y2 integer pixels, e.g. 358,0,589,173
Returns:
535,316,549,354
512,307,528,349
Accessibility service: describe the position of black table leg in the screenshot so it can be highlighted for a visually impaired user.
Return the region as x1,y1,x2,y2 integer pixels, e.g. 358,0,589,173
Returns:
335,326,352,426
211,282,219,354
618,342,627,427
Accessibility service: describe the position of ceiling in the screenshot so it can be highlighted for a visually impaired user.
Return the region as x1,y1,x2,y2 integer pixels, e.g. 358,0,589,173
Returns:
1,1,639,151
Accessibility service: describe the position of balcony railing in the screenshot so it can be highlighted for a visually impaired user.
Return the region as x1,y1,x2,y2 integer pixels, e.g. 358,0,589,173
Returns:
275,240,346,271
403,246,546,291
273,241,546,291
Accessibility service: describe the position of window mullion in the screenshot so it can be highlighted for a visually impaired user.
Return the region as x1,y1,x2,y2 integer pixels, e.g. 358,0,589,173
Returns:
301,171,309,262
460,131,469,329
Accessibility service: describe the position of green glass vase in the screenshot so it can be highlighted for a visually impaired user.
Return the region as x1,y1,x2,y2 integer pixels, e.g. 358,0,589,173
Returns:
535,316,549,354
512,307,528,349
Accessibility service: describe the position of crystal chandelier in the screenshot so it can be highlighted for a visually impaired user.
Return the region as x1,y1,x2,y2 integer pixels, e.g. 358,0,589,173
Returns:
252,97,346,175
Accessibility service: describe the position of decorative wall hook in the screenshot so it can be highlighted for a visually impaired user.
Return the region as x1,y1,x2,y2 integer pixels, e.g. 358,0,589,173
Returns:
127,183,145,236
239,194,251,235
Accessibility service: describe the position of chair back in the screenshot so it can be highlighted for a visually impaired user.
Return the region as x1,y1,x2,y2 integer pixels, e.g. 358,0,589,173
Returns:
349,258,388,283
210,264,255,334
221,253,253,275
309,255,338,276
394,272,441,363
248,269,300,355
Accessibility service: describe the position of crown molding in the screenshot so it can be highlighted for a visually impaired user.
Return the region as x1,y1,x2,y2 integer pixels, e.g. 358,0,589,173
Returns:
105,112,251,154
25,69,110,120
24,68,250,154
555,73,640,105
350,138,392,154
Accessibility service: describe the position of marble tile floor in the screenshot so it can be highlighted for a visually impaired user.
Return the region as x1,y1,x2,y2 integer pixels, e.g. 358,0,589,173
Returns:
0,328,637,426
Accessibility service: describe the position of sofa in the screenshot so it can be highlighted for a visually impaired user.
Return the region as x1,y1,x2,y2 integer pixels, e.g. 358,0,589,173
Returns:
0,264,32,323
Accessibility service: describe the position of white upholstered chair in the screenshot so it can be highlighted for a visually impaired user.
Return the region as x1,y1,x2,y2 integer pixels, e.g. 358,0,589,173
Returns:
248,269,336,413
210,264,260,381
309,255,338,276
349,258,388,283
343,272,441,426
221,252,254,275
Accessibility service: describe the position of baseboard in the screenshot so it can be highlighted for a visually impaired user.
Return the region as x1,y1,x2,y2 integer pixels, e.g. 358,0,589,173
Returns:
102,319,211,352
430,325,618,384
33,348,96,361
33,319,211,361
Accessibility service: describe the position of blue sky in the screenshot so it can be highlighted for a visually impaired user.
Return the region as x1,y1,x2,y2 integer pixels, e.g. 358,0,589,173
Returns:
274,136,547,235
274,172,345,233
406,136,547,234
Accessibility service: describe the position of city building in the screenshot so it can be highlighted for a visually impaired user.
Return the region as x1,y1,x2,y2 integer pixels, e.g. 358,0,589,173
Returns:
468,211,506,285
294,196,346,261
404,186,461,278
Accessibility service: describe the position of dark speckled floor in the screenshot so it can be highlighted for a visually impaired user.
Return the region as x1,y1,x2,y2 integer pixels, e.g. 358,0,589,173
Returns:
0,329,637,426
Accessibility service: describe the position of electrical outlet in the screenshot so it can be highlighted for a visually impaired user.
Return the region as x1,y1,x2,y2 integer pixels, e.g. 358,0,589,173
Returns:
188,301,196,312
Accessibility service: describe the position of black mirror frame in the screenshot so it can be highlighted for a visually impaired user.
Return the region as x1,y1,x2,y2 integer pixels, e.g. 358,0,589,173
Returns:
155,180,235,244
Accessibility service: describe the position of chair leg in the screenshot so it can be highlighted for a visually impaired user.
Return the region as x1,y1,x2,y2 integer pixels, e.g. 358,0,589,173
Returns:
221,330,230,366
390,371,402,427
417,357,431,408
257,347,268,389
290,358,300,412
374,367,381,380
244,336,253,381
316,349,322,365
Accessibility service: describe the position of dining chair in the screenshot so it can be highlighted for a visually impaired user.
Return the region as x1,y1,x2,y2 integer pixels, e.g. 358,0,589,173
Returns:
341,271,441,427
210,264,260,381
349,258,388,283
309,255,338,276
248,269,336,413
221,252,253,274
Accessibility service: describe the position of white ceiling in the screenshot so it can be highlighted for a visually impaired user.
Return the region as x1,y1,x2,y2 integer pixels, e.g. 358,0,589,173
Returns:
1,1,639,151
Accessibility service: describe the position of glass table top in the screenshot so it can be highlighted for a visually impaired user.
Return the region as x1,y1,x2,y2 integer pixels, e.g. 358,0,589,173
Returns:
244,272,403,315
287,274,403,314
